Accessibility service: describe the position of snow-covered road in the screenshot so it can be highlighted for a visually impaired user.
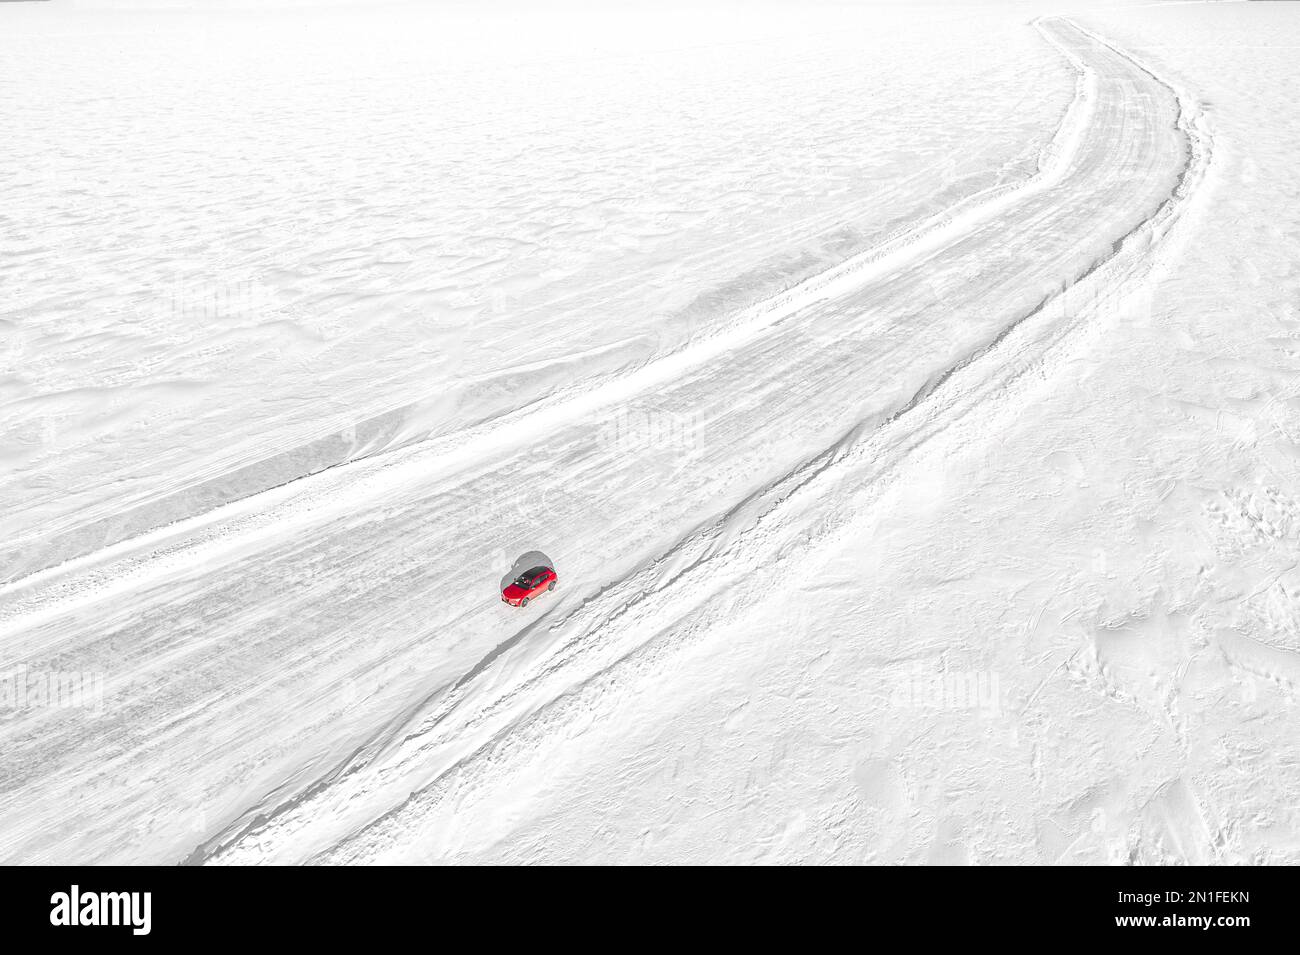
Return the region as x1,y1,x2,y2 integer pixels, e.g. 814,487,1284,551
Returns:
0,14,1206,864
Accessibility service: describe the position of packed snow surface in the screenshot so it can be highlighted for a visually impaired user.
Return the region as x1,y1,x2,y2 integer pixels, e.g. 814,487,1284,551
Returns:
1,0,1298,864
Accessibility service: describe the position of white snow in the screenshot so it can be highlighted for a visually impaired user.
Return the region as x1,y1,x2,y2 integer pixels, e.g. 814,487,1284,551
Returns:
2,0,1298,865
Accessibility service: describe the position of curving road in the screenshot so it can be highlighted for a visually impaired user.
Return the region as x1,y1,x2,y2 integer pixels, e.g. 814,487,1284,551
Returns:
0,18,1198,864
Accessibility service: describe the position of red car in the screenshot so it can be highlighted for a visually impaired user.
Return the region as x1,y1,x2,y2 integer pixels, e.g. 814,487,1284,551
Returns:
501,565,557,607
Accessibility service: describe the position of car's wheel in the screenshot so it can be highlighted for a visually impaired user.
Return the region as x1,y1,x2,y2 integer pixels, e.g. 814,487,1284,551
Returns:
520,596,529,607
547,581,555,592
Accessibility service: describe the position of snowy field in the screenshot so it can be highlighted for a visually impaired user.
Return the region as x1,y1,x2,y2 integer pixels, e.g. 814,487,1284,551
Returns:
1,0,1298,864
